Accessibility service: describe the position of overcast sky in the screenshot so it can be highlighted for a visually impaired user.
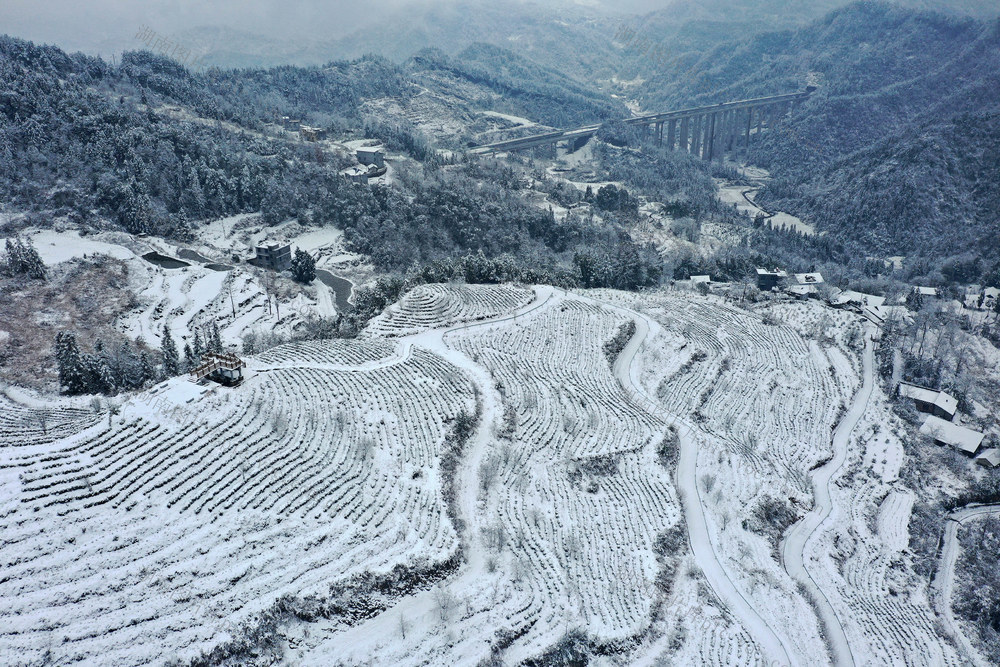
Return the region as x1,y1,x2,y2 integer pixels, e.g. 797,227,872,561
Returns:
0,0,678,54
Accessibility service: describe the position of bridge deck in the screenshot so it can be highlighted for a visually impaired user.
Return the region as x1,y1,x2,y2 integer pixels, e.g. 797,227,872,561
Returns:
470,90,811,155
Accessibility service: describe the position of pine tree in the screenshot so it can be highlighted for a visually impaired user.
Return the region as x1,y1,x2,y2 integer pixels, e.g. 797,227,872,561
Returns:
3,237,46,280
139,352,155,385
193,330,204,358
290,248,316,283
210,321,222,353
85,353,115,395
161,326,180,378
55,332,88,395
183,342,194,370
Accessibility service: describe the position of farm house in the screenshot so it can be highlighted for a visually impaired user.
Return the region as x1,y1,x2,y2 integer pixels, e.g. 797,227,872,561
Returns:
356,146,385,168
254,242,292,271
975,448,1000,468
756,268,787,291
919,415,985,455
897,382,958,420
793,272,824,286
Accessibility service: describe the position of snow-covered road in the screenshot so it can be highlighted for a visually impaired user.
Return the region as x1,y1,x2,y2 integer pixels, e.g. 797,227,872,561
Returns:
932,503,1000,667
592,295,796,667
301,287,557,663
780,327,875,667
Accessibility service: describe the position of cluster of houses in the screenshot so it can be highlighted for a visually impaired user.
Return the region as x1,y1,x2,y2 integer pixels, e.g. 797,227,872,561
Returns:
342,147,387,185
897,382,996,467
273,116,328,142
693,269,893,322
964,286,1000,310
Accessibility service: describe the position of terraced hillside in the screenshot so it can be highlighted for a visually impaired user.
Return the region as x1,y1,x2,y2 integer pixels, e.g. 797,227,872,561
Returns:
0,284,969,665
365,283,534,337
0,339,475,664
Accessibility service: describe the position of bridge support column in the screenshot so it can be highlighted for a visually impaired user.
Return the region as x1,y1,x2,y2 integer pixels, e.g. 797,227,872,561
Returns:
723,110,733,154
656,122,663,146
666,119,676,151
691,115,701,157
705,112,717,161
679,118,689,152
745,108,753,150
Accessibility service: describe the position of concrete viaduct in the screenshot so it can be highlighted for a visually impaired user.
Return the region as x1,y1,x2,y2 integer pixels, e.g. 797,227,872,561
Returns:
470,89,813,160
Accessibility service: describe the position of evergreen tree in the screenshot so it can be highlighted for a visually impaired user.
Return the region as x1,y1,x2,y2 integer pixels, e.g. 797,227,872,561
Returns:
85,353,115,395
193,330,204,358
210,321,222,353
54,332,88,395
3,237,46,279
290,248,316,283
139,351,155,384
183,342,195,370
161,326,180,378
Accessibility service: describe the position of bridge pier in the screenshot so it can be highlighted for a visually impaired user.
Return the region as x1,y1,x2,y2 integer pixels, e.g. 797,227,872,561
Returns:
696,115,705,157
666,119,676,151
703,113,712,161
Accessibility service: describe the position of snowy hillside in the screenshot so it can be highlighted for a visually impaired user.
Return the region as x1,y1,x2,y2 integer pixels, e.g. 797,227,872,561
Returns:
1,284,978,665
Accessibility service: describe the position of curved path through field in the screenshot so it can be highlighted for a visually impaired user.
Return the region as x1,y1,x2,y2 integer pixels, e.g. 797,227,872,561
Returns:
300,286,557,664
582,294,797,667
932,503,1000,667
779,328,875,667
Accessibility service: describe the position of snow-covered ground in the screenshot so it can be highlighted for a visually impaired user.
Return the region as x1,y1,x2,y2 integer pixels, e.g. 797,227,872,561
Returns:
7,224,361,356
0,283,977,665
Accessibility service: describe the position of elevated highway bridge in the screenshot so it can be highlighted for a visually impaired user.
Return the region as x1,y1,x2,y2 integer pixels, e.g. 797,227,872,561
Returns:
470,89,813,160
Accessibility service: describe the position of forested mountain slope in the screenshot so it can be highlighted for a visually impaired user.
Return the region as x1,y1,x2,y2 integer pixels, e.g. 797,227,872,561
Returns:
0,35,662,285
407,44,628,128
633,2,1000,282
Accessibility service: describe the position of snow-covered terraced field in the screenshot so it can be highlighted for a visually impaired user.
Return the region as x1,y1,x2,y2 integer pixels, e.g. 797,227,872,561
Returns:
0,339,476,665
811,397,964,665
448,297,681,657
0,282,967,665
618,290,858,662
0,390,100,447
366,283,534,336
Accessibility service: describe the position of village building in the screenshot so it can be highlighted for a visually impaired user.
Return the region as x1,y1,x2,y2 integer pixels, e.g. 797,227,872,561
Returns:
342,165,370,185
756,268,788,291
300,125,326,142
690,275,711,284
976,448,1000,468
280,116,301,131
830,290,885,309
787,284,818,299
914,286,938,298
919,415,985,455
254,242,292,271
356,146,385,168
897,382,958,420
793,272,824,286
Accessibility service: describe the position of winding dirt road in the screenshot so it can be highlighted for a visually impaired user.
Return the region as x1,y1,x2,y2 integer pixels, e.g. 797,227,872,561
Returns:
595,299,797,667
779,328,875,667
932,503,1000,667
